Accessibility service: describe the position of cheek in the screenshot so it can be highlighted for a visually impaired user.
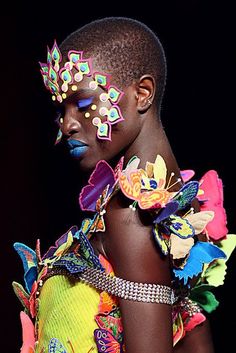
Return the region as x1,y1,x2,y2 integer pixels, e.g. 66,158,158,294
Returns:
117,100,141,138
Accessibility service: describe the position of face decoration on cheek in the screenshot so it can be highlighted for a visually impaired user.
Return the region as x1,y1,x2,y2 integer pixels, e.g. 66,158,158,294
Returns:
39,40,125,143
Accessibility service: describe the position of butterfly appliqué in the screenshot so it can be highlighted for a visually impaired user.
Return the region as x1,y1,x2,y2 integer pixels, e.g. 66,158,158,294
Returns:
94,329,124,353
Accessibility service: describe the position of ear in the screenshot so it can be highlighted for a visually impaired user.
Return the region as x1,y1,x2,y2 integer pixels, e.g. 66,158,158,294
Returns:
135,75,156,113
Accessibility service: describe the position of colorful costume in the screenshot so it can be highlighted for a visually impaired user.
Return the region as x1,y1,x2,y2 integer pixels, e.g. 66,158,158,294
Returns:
13,154,236,353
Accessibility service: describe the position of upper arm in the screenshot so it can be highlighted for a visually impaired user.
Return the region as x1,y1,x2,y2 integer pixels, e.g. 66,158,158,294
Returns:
103,192,173,353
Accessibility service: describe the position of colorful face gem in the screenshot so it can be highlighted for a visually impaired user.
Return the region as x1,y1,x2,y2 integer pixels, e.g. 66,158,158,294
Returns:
100,93,108,103
107,105,124,124
89,81,98,90
91,104,97,111
39,41,93,101
75,60,92,76
74,72,83,82
74,59,92,83
59,68,73,92
64,50,83,70
51,40,62,72
48,65,58,84
98,106,124,124
93,72,111,88
92,117,111,141
85,112,90,118
107,86,124,104
99,107,108,116
71,85,77,91
55,128,62,145
98,86,123,105
57,95,63,103
89,72,111,91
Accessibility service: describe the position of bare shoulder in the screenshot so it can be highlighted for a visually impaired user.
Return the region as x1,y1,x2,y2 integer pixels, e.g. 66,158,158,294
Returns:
102,191,173,353
103,190,172,285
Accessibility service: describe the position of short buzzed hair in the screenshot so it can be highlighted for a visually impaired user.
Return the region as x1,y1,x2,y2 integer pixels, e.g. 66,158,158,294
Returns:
60,17,167,111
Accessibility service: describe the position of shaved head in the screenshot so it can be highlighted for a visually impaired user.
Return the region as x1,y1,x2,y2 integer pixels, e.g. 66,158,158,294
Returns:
59,17,167,112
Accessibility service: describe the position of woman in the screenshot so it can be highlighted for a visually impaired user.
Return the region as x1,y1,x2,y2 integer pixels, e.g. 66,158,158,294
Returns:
13,17,234,353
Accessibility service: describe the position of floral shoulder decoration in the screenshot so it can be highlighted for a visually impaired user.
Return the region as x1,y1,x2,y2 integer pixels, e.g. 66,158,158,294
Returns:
13,154,236,351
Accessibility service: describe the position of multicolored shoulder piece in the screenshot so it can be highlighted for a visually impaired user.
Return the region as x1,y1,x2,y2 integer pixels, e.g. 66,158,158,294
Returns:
116,154,230,275
78,154,234,287
116,154,236,341
77,153,236,343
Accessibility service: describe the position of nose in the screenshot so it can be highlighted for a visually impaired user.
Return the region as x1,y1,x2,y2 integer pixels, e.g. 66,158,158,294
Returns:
61,109,82,137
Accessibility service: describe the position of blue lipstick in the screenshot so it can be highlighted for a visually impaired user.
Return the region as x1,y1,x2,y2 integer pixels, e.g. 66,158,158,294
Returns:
67,139,88,158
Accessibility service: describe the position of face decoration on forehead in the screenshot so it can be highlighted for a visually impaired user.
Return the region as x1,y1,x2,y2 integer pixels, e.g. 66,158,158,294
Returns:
39,40,124,142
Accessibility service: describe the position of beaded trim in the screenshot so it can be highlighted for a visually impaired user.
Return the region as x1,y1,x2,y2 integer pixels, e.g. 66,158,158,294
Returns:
80,268,175,305
80,267,175,305
43,266,175,305
177,297,202,316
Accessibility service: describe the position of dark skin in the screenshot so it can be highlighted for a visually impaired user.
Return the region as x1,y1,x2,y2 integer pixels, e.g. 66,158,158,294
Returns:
57,64,214,353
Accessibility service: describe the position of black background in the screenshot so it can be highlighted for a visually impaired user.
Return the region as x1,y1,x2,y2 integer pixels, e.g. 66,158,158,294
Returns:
1,1,235,352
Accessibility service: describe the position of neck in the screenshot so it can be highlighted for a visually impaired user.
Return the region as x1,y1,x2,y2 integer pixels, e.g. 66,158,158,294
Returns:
123,114,181,180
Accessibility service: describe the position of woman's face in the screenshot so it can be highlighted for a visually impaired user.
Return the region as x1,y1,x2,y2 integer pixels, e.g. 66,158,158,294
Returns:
54,75,141,171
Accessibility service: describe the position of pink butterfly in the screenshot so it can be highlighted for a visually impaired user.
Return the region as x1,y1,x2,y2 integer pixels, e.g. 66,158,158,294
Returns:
79,158,123,212
198,170,228,241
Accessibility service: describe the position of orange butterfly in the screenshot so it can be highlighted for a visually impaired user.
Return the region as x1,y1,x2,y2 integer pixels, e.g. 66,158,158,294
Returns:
119,155,176,209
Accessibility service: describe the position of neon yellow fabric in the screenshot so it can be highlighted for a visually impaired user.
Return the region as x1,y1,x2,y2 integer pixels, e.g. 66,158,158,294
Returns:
36,275,100,353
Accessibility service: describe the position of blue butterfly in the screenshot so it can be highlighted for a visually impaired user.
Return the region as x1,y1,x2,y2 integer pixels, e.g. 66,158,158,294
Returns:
154,181,199,225
153,200,195,256
13,242,37,293
53,227,104,274
152,182,199,255
173,241,226,284
154,180,199,223
173,181,199,210
74,228,104,270
53,253,88,273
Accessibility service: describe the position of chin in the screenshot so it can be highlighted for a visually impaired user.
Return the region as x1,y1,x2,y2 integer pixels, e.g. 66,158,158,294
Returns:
72,156,99,173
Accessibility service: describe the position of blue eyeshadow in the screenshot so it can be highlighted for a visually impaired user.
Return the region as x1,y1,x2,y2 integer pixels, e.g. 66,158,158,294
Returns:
77,97,94,108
